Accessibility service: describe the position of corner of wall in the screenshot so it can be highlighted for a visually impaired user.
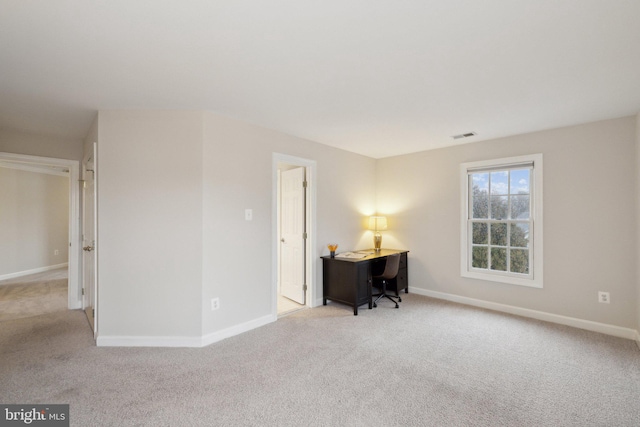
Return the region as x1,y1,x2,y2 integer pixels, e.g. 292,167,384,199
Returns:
636,113,640,337
82,113,99,159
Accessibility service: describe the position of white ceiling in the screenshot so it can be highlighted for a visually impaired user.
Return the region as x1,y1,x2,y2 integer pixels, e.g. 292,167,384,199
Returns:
1,1,639,159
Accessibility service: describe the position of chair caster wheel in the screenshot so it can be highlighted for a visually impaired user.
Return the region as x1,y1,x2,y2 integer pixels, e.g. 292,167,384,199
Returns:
398,297,402,302
373,303,377,308
395,304,399,308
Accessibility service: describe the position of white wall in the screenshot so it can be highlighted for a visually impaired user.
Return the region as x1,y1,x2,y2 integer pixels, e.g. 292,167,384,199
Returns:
0,167,69,277
91,109,376,344
377,116,637,329
97,110,204,340
201,113,376,336
0,129,83,161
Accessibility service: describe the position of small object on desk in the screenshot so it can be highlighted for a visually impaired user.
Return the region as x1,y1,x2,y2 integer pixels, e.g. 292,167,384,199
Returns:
327,243,338,258
356,250,375,255
335,252,368,259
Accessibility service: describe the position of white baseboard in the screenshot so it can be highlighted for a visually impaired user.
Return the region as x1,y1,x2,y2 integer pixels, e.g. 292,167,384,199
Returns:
200,314,276,347
410,287,639,341
636,332,640,351
96,314,276,348
97,335,203,348
0,263,68,281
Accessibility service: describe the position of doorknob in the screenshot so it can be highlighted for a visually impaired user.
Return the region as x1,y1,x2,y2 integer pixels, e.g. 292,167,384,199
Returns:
281,238,285,243
83,246,94,252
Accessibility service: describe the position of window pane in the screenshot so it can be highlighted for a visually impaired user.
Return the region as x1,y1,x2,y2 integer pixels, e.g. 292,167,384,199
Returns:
490,171,508,195
471,173,489,192
510,195,530,219
471,174,489,219
472,246,488,269
472,222,488,244
510,249,529,274
510,169,530,195
490,196,508,219
510,223,529,248
490,223,507,246
490,248,507,271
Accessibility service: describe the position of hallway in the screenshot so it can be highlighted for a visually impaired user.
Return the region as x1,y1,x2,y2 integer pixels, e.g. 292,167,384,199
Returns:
0,268,68,322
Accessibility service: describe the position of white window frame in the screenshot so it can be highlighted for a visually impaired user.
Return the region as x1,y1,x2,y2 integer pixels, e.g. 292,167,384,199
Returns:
460,154,543,288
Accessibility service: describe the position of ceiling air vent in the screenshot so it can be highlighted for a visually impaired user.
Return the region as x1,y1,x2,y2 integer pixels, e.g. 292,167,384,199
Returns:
452,132,476,140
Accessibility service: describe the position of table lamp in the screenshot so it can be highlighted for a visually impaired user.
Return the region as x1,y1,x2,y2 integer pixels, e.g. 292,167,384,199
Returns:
368,216,387,251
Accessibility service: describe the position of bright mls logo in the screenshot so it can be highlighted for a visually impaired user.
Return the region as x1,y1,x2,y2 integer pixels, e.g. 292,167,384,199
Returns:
1,405,69,427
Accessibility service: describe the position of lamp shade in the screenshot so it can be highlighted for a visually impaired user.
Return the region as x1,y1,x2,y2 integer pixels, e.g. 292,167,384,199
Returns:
368,216,388,231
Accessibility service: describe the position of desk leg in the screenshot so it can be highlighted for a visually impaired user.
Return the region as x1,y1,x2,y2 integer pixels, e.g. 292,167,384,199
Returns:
354,306,358,315
323,298,327,305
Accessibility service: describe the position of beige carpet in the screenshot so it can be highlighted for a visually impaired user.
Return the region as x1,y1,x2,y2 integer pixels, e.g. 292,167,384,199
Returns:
1,292,640,426
0,268,68,322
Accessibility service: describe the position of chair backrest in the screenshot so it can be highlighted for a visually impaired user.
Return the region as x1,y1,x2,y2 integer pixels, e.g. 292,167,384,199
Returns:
380,253,401,280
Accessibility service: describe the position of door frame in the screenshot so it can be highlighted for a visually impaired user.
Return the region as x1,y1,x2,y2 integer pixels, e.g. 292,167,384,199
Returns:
82,142,98,336
272,153,317,317
0,152,81,309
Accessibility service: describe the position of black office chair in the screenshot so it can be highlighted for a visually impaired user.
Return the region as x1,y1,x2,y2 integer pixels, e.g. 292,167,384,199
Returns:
372,253,401,308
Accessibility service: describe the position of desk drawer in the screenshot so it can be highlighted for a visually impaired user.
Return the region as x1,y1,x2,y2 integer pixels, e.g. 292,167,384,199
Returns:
399,253,407,269
395,267,408,293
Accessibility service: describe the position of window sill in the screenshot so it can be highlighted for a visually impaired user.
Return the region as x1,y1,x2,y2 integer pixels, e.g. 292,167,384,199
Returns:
461,270,543,288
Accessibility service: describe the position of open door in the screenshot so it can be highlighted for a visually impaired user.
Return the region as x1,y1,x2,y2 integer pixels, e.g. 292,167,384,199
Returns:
280,167,306,304
82,143,97,335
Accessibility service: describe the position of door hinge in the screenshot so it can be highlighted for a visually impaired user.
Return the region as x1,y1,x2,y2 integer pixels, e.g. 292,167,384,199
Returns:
303,232,307,239
303,180,308,188
92,308,95,318
82,288,85,296
303,283,308,291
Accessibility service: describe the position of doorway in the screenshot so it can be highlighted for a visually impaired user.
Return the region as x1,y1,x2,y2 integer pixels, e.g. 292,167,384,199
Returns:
272,154,317,317
82,143,97,335
0,152,81,311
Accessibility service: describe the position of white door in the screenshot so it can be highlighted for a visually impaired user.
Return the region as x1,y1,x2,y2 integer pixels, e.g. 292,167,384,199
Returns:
280,167,306,304
82,143,97,335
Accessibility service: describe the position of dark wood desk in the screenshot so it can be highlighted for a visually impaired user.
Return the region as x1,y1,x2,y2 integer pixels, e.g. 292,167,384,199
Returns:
321,249,409,315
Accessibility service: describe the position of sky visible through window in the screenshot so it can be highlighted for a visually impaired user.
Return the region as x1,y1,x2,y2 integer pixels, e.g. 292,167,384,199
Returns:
472,169,529,195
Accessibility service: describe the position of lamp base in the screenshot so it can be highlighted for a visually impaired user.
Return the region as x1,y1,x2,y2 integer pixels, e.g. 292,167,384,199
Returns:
373,233,382,251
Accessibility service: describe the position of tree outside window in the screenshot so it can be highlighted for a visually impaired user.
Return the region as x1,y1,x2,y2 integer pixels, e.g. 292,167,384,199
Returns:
470,168,531,275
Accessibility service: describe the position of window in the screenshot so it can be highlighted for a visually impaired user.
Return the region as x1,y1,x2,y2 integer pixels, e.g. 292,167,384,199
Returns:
460,154,543,288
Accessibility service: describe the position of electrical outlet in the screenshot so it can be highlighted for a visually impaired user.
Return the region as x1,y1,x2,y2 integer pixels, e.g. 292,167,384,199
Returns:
245,209,253,221
598,291,610,304
211,297,220,311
